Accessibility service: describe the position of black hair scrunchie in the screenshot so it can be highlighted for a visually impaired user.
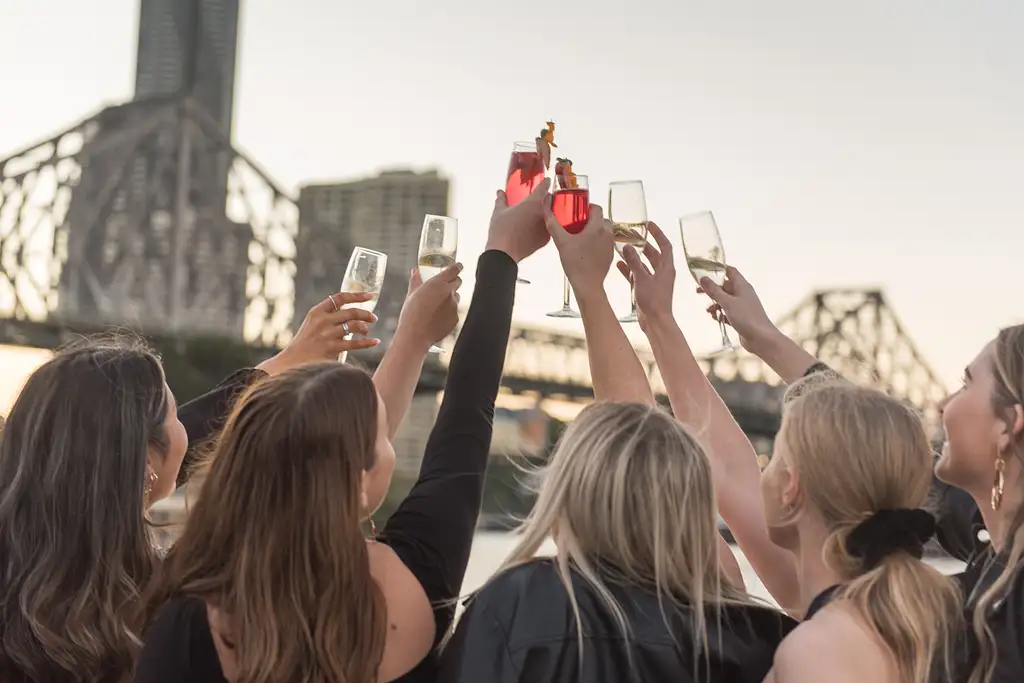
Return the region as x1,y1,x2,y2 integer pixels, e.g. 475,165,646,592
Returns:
844,508,936,571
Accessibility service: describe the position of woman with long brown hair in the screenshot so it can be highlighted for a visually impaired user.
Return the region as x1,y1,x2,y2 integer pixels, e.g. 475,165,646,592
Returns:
0,292,380,683
614,225,962,683
133,180,555,683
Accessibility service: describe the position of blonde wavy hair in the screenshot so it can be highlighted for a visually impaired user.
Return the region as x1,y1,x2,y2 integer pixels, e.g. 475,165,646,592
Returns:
482,401,750,673
970,324,1024,683
781,378,962,683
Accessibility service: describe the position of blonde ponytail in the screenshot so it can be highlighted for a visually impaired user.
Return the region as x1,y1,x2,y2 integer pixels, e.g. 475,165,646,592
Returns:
824,512,962,683
781,379,963,682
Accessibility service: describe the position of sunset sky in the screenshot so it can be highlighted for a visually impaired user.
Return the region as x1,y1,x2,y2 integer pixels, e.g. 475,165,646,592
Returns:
1,0,1021,391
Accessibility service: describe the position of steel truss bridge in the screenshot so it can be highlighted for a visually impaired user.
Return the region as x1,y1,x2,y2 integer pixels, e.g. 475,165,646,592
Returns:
0,96,949,441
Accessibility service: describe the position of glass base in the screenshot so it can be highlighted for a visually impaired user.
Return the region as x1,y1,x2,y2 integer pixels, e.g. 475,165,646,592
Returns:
427,345,445,354
618,313,639,323
547,307,581,319
517,277,531,285
707,342,740,356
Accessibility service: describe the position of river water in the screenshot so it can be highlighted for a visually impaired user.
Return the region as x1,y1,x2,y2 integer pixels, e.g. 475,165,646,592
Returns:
462,532,965,603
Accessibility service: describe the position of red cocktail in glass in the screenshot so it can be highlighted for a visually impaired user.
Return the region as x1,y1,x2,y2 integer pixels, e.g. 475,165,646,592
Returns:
547,173,589,319
505,141,546,207
552,187,590,234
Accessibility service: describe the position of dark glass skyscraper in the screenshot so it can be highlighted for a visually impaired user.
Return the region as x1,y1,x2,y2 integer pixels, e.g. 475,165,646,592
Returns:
134,0,240,139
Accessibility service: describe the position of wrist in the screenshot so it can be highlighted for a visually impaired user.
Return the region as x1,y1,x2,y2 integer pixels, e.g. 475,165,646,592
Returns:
257,350,295,377
483,238,521,263
743,323,786,356
391,323,433,356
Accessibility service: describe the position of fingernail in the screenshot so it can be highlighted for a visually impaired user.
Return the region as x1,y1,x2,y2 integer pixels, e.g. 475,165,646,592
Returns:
456,262,464,271
370,313,378,321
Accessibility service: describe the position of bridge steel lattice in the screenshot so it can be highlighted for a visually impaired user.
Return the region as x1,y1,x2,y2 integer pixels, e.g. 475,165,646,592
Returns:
0,99,948,441
0,95,296,350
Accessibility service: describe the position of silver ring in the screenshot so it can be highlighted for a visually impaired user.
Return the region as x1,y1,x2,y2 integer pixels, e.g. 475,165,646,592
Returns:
328,294,340,312
341,321,350,334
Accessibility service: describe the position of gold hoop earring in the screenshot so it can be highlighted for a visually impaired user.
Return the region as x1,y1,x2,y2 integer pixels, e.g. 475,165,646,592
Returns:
991,456,1006,511
145,469,158,498
368,518,378,542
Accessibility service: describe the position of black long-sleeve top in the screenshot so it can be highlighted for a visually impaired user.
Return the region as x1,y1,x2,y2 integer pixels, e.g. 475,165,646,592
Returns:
132,249,520,683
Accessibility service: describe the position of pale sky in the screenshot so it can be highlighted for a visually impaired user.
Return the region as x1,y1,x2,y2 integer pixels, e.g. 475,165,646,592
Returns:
1,0,1021,388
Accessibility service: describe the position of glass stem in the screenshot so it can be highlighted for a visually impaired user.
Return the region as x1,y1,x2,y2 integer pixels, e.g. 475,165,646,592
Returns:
718,317,731,347
630,283,638,317
562,274,572,310
338,333,354,363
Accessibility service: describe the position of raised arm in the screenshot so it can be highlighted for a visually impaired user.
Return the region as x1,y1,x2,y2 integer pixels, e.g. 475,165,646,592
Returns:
176,291,381,486
372,269,461,439
620,224,797,608
379,181,553,642
697,269,818,384
541,202,654,404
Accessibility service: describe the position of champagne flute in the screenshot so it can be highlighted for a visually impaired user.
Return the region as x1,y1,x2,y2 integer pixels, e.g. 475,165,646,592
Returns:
608,180,648,323
546,173,589,319
505,140,545,285
417,214,458,354
679,211,738,354
339,247,387,363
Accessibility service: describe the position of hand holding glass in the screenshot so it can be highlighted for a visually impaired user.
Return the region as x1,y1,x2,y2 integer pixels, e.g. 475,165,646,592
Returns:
504,140,542,284
546,174,589,319
679,211,738,354
608,180,648,323
339,247,387,362
417,214,458,354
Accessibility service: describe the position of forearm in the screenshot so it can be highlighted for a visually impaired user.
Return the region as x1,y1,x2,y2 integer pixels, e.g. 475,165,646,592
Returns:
644,313,754,474
646,312,801,609
372,329,429,439
576,289,654,405
746,326,820,385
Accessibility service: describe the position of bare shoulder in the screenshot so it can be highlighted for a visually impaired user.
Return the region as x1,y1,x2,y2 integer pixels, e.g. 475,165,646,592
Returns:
773,609,884,683
366,542,436,682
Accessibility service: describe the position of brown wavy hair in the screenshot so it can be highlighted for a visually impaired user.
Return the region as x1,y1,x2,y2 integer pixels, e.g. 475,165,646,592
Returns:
0,336,169,682
145,362,387,683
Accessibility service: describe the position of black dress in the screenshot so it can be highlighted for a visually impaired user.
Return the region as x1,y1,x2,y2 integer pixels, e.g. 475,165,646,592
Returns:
437,559,798,683
133,250,520,683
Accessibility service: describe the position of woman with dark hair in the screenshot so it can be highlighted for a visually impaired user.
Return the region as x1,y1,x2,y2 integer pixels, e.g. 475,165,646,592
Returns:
0,292,382,683
133,180,554,683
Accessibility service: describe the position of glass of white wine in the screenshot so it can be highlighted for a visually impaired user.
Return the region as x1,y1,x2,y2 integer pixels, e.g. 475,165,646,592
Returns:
679,211,738,354
339,246,387,363
417,214,458,354
608,180,649,323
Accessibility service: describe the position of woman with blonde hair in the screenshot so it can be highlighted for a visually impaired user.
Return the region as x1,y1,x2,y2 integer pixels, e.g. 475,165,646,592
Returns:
615,224,962,682
437,205,795,683
698,259,1024,681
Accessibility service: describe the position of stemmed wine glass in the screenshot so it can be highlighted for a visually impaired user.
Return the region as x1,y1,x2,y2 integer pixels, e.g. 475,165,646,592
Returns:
546,173,589,319
339,247,388,363
505,140,547,285
679,211,738,354
608,180,649,323
417,214,458,354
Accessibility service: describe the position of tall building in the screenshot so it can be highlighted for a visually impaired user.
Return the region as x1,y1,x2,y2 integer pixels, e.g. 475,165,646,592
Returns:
135,0,240,139
57,0,249,337
294,170,450,343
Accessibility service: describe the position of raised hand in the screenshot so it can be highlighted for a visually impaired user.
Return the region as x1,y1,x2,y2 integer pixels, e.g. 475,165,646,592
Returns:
542,199,613,292
697,267,773,351
396,263,464,351
486,177,552,263
616,221,674,332
258,291,380,375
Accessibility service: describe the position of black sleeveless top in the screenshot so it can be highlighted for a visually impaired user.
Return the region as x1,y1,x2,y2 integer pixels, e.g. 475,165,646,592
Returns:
804,585,840,621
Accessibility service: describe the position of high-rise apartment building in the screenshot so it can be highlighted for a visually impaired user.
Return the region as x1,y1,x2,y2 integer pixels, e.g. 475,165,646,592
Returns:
294,170,450,344
135,0,240,139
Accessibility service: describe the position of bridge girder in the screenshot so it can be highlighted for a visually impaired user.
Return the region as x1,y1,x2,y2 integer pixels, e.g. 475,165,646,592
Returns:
0,95,297,347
